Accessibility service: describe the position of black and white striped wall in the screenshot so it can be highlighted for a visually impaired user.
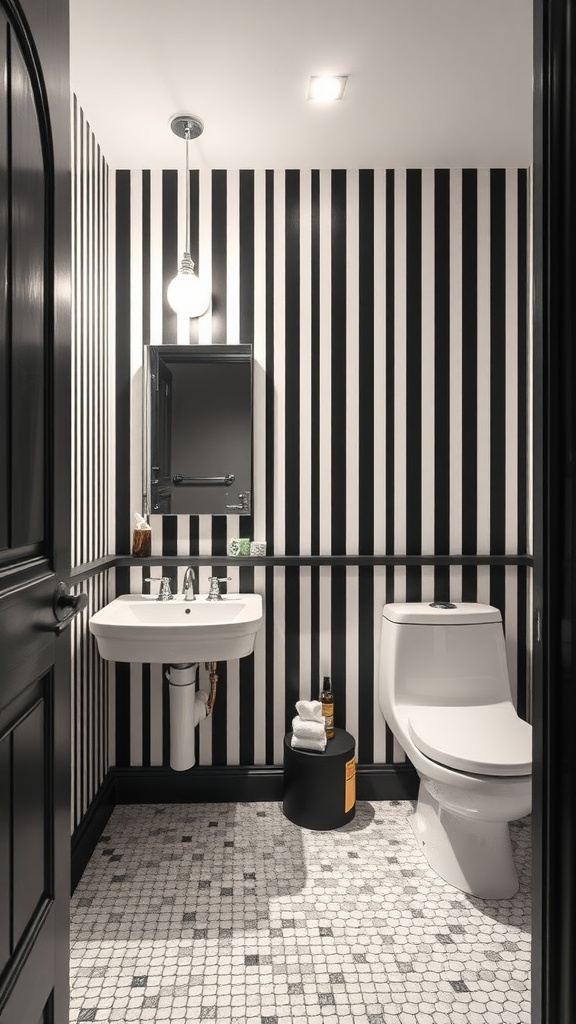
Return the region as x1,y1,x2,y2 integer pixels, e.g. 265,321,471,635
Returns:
71,97,113,831
114,167,531,771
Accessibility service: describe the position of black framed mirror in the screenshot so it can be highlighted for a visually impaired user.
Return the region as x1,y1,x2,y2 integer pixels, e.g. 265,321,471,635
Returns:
144,344,252,516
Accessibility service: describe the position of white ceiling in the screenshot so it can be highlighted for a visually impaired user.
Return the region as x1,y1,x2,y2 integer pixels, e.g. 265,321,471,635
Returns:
69,0,533,171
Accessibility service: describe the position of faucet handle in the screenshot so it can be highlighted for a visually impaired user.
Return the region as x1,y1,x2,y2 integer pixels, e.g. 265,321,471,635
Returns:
145,576,173,600
206,576,232,600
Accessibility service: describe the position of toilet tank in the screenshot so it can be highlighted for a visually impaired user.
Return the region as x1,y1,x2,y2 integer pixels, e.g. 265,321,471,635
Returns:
380,602,512,708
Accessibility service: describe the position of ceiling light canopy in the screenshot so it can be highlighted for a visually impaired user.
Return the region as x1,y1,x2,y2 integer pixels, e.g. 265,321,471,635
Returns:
167,114,210,319
308,75,348,102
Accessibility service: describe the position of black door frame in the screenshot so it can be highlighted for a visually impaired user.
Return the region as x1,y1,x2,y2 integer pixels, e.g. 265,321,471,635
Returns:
533,1,576,1021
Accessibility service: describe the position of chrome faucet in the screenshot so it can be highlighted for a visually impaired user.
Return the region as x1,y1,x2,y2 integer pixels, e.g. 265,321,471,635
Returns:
182,566,197,601
145,576,173,601
206,576,232,601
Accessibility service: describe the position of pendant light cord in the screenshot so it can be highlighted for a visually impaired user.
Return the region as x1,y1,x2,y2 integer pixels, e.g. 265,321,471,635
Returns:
185,123,191,258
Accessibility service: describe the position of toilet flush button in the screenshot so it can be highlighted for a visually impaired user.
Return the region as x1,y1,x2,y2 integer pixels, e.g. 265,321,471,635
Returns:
429,602,457,610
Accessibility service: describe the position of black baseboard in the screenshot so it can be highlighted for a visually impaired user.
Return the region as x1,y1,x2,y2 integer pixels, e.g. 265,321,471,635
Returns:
114,763,419,804
71,771,116,894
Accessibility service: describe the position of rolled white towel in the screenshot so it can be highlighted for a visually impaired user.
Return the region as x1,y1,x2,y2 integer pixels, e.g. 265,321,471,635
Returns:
295,699,323,722
291,734,327,753
292,716,326,741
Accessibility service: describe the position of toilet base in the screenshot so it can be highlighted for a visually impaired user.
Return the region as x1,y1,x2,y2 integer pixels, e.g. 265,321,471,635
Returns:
411,782,519,899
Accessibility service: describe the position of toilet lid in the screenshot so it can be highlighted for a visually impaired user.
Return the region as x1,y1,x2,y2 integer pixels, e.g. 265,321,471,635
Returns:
407,703,532,776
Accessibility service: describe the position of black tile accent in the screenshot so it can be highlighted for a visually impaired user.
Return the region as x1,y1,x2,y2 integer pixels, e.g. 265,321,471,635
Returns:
245,954,260,966
131,976,148,987
450,980,470,993
319,993,335,1005
77,1012,97,1022
319,926,333,937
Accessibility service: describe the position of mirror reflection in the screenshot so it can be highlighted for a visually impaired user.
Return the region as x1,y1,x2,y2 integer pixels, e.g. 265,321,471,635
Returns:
145,344,252,515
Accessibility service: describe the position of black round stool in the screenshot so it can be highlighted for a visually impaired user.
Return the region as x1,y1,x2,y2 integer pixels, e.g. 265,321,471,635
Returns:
283,727,356,830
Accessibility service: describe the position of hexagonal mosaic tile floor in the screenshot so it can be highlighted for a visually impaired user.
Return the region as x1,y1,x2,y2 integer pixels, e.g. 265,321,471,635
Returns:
70,801,531,1023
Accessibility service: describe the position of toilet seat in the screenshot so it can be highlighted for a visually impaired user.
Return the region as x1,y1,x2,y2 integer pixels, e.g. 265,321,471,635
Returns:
407,703,532,777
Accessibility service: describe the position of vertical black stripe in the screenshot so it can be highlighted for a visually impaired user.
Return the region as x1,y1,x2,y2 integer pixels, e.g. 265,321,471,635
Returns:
461,564,478,602
461,170,478,554
434,170,450,555
310,171,320,554
141,664,151,767
115,171,131,555
211,516,227,557
434,564,450,602
211,169,227,343
264,566,275,764
331,171,347,553
188,516,199,556
384,567,395,762
239,170,254,343
239,564,255,765
310,565,320,699
405,170,422,555
265,171,275,553
115,568,131,766
357,566,374,762
285,170,300,554
331,567,347,728
385,171,395,554
517,566,528,720
490,564,506,624
284,566,300,732
162,169,177,344
489,169,507,554
142,170,150,345
358,171,375,555
517,170,528,554
211,659,228,766
405,565,423,602
162,667,170,766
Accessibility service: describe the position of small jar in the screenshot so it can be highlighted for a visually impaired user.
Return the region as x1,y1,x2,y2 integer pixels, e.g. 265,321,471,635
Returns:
132,528,151,557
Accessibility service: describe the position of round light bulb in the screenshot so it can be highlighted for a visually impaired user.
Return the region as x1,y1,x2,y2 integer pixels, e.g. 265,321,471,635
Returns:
167,268,210,318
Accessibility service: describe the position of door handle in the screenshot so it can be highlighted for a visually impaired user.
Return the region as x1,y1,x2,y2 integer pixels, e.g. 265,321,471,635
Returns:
52,582,88,634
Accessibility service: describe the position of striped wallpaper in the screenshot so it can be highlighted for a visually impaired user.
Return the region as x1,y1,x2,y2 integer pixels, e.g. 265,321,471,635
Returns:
71,97,112,829
114,166,532,770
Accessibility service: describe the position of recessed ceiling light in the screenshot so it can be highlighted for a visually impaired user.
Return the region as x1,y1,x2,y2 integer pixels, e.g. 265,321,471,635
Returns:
308,75,348,102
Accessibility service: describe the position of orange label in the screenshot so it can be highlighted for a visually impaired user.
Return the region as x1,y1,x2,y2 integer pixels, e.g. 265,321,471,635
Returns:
344,756,356,813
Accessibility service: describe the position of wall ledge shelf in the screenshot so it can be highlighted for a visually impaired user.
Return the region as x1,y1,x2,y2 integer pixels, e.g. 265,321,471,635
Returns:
70,553,533,582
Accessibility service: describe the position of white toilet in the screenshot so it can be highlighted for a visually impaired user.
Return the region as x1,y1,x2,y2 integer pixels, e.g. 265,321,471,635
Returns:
378,601,532,899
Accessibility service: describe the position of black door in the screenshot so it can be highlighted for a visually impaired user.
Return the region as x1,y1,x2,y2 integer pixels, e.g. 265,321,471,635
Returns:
0,1,72,1022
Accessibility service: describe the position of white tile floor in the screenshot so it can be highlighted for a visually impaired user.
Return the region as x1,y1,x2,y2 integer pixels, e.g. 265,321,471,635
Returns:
70,801,531,1024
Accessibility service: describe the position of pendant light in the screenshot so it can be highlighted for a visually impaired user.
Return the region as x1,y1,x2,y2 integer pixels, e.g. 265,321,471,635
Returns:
167,114,210,318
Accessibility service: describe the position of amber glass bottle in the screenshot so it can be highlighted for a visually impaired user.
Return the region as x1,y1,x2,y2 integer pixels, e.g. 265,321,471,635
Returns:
320,675,335,739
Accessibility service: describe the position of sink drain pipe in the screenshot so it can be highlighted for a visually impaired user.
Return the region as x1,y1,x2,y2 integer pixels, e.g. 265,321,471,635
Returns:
166,663,211,771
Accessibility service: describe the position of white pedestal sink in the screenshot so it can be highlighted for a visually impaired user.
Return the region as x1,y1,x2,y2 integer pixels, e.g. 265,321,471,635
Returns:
88,592,263,664
89,592,263,771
